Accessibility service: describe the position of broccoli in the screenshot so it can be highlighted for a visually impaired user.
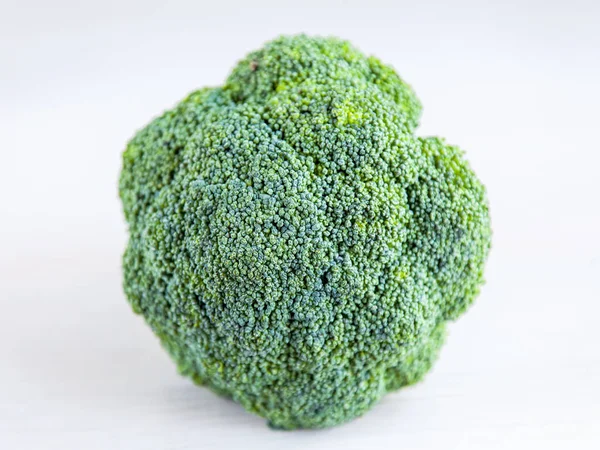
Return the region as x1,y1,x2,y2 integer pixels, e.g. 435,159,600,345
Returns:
119,35,491,429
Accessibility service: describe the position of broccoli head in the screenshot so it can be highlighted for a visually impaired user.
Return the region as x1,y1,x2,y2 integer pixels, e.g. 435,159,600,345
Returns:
119,35,491,429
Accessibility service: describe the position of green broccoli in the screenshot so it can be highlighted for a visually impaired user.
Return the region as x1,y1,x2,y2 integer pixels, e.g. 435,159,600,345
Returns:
119,35,491,429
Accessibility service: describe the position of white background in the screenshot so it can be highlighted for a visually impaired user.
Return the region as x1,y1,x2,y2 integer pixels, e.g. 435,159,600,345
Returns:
1,0,599,448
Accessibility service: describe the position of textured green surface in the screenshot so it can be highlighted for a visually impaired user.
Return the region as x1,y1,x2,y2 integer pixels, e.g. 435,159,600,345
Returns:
119,35,491,429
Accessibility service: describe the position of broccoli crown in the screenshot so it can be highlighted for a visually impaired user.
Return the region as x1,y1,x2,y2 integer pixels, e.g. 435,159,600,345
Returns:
119,35,491,429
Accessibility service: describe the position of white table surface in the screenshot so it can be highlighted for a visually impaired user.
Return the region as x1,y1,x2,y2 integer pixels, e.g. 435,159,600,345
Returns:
2,1,599,449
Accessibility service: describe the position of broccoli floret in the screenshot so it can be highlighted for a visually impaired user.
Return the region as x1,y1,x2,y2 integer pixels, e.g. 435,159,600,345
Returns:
119,35,491,429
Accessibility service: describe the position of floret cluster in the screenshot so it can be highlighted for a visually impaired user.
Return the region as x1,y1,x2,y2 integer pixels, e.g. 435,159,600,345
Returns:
120,35,491,429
